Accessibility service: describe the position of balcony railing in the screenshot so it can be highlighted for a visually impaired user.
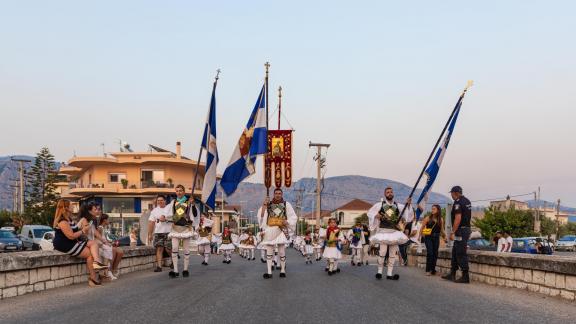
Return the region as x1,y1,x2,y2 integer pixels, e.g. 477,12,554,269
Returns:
141,181,174,189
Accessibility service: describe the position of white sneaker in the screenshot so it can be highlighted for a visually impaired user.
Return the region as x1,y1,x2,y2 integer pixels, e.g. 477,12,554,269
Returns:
107,270,117,280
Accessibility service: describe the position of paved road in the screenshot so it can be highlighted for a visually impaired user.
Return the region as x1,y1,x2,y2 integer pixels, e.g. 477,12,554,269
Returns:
1,249,574,324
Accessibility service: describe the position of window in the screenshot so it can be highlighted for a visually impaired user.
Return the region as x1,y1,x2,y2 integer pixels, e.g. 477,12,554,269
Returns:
141,170,165,187
102,197,135,213
109,173,127,183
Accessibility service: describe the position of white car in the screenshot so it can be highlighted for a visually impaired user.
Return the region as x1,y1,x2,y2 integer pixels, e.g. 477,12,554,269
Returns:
39,231,55,251
556,235,576,252
20,225,54,250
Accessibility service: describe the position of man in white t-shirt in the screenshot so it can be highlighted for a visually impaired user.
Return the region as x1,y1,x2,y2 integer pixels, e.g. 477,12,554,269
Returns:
496,231,506,252
504,232,513,252
148,195,172,272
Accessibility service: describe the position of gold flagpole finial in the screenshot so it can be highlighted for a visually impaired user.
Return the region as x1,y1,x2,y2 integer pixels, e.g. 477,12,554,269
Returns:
265,61,270,74
215,69,221,81
465,80,474,91
278,86,282,98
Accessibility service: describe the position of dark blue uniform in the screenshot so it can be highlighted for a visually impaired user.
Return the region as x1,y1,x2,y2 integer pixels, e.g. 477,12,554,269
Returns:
450,196,472,272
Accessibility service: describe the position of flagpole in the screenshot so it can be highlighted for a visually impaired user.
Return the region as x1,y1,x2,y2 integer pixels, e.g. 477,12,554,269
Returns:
265,62,270,197
191,69,220,211
277,86,282,130
398,81,473,219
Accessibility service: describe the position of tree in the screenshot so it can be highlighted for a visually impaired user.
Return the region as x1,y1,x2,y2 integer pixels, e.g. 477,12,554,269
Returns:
24,147,60,225
0,210,12,227
558,223,576,238
473,206,542,239
354,213,368,225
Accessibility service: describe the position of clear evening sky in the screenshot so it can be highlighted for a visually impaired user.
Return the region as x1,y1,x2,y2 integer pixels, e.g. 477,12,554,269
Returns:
1,1,575,206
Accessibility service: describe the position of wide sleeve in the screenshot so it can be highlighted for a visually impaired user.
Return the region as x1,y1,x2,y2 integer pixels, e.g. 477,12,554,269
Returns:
285,202,298,229
400,203,415,223
165,201,175,220
367,203,381,231
257,207,268,230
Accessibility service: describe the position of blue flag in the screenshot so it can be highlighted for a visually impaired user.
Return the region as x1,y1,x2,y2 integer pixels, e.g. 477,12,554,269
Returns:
200,82,218,210
220,85,267,196
415,98,463,220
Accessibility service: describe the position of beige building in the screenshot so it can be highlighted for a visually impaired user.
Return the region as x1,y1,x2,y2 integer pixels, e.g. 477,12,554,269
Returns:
302,210,332,228
490,197,529,211
57,142,235,234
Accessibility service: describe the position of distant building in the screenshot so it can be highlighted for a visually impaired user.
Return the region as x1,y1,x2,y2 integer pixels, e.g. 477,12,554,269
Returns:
57,142,233,234
490,196,529,211
329,199,373,230
301,210,332,228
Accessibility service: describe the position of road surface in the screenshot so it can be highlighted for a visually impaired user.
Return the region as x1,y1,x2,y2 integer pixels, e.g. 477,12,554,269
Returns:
1,249,574,324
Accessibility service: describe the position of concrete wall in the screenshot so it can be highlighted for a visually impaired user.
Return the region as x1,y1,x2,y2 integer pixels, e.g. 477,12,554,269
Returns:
408,248,576,302
0,246,155,300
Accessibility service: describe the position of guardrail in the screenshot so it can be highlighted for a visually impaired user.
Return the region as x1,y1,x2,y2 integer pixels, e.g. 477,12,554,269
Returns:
0,246,155,300
408,247,576,302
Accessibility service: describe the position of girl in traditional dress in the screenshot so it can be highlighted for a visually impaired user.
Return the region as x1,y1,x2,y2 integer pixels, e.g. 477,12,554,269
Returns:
347,221,366,266
323,218,346,275
304,230,314,264
197,212,214,266
219,226,235,264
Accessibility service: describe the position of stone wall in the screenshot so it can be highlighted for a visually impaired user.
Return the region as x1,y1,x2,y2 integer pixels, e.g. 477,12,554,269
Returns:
0,246,155,300
408,248,576,302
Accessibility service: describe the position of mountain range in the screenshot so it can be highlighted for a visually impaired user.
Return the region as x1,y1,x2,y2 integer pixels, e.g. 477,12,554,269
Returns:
221,175,453,217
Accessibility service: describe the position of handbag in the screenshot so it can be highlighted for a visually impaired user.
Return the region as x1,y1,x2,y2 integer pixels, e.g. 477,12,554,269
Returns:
422,221,436,236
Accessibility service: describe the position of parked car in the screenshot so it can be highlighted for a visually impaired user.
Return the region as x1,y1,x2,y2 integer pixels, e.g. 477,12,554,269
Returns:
511,237,554,255
468,238,497,251
1,226,16,232
113,236,144,247
38,231,55,251
0,229,24,252
555,235,576,252
19,225,54,250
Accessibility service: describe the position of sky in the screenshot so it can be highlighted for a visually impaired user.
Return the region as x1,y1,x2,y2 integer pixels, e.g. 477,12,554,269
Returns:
1,1,575,206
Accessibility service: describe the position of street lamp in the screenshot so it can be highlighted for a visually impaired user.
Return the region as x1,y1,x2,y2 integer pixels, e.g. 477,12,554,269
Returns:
120,202,125,236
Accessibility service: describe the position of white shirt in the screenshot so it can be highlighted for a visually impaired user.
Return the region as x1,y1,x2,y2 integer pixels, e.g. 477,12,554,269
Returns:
497,237,507,252
506,236,513,252
149,206,172,234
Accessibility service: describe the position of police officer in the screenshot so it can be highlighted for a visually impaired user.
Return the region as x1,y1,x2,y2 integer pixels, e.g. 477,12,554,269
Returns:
442,185,472,284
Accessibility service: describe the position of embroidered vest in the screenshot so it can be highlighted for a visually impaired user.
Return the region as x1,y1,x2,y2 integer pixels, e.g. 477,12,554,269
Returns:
222,233,232,244
326,228,340,248
379,202,400,229
352,227,362,244
173,200,191,226
267,201,287,227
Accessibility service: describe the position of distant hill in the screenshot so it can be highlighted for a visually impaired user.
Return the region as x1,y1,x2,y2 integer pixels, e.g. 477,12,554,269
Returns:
525,200,576,214
221,175,452,217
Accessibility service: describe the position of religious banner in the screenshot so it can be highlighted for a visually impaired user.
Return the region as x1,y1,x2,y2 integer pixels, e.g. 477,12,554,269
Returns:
265,130,293,189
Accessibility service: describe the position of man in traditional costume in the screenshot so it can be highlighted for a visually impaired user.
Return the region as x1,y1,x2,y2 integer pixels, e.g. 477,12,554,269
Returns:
196,212,214,266
166,185,198,278
257,188,297,279
367,187,413,280
347,221,366,266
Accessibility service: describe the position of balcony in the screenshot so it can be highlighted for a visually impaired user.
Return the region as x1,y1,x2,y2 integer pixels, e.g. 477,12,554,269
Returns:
140,181,174,189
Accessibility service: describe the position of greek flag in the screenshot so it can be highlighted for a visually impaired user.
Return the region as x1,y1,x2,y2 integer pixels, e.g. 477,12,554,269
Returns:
415,98,463,220
200,82,218,210
220,84,267,196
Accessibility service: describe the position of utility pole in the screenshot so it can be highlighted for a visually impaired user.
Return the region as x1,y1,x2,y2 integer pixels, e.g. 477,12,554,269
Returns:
308,142,330,230
11,157,31,215
293,188,305,235
555,198,561,241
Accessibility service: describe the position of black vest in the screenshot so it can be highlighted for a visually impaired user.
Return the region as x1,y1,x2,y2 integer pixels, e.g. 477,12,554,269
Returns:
378,202,400,229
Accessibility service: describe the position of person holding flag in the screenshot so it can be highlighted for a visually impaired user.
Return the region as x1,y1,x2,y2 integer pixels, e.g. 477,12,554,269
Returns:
367,187,414,280
257,188,297,279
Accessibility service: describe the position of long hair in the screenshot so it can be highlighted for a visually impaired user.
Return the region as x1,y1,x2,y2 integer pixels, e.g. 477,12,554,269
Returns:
53,199,71,228
430,204,443,226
